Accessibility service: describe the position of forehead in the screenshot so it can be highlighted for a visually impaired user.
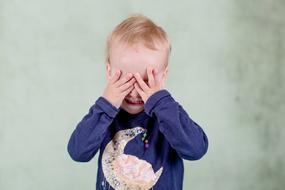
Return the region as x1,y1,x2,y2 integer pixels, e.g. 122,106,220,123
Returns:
109,41,167,78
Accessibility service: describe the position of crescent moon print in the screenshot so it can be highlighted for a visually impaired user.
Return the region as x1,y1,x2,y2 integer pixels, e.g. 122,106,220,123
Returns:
102,127,163,190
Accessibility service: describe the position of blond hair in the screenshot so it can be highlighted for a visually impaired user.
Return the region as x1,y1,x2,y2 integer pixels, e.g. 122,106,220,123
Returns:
105,14,171,67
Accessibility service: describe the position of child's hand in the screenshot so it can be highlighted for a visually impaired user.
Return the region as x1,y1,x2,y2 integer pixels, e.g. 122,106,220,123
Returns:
133,66,165,103
103,70,136,109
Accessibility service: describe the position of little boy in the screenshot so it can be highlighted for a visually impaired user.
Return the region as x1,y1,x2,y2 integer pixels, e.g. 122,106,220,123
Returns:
67,15,209,190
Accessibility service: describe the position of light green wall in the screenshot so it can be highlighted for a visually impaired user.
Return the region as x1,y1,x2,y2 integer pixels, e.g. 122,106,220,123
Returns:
1,0,284,189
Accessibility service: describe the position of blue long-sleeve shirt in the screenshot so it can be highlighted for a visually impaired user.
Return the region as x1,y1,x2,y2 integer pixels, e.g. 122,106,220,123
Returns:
67,89,208,190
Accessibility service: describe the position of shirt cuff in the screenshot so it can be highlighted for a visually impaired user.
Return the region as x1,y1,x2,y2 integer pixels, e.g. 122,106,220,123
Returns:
144,89,171,117
95,96,120,118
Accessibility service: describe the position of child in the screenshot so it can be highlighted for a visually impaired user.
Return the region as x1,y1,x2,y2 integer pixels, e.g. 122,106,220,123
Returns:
67,15,209,190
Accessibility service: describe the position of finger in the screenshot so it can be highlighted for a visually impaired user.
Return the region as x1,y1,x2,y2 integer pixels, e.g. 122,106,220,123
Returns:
147,66,155,87
115,73,133,87
134,82,145,97
154,68,161,86
110,70,121,84
122,84,135,96
119,78,136,91
134,73,149,91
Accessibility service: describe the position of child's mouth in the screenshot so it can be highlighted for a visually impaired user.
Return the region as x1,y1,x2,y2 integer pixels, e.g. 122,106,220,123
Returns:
125,99,144,106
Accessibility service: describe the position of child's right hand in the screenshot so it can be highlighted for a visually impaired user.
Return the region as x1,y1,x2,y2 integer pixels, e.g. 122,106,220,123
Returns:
102,69,136,109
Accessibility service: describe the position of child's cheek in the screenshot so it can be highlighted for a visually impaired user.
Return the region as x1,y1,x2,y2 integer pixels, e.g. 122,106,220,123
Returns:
155,72,164,83
110,67,123,78
110,69,117,78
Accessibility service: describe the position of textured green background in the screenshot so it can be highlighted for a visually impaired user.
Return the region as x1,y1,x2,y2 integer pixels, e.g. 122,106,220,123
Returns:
1,0,284,189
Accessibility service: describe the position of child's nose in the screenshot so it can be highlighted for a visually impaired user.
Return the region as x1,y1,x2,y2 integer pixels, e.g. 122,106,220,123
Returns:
128,86,140,98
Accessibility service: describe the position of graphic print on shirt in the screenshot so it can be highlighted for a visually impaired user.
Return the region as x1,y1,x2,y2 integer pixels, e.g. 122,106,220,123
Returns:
102,127,163,190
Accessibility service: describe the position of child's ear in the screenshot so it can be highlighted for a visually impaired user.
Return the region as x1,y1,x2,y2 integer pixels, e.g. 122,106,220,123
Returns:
105,63,112,80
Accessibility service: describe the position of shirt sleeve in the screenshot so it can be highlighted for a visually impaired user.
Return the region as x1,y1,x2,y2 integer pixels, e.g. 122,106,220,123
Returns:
144,89,209,160
67,96,120,162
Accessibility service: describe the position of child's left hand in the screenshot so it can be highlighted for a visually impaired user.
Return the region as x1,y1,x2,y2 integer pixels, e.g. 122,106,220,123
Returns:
133,66,165,103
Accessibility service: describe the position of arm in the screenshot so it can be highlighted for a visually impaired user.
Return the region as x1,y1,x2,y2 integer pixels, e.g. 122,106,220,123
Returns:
67,97,119,162
144,89,209,160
